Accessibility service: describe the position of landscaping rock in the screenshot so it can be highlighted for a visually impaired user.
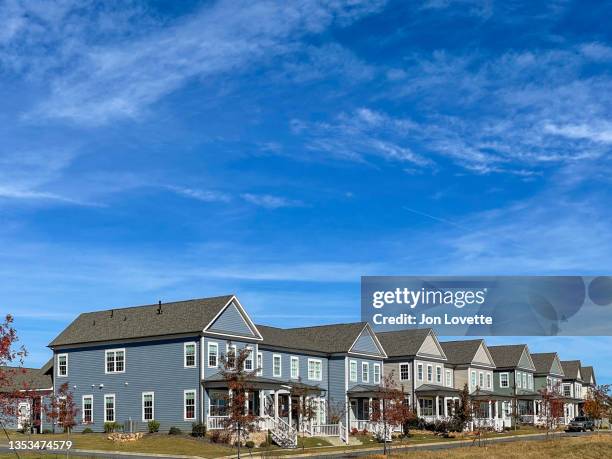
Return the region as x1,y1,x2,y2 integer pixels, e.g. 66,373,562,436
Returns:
107,433,145,442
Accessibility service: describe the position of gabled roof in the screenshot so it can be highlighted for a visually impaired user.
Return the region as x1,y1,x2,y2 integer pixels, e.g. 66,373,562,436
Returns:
561,360,583,381
49,295,236,347
258,322,379,355
376,329,445,359
531,352,565,377
582,366,596,385
488,344,535,371
441,339,494,367
0,367,53,393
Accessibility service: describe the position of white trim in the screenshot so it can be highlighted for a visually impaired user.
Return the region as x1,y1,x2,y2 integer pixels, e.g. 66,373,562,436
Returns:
417,363,424,381
348,323,388,358
361,362,369,383
244,346,254,371
373,363,381,384
57,353,68,377
272,354,282,377
399,362,410,381
256,351,263,376
82,395,93,424
184,389,196,421
184,342,197,368
435,365,442,384
104,394,116,422
427,364,433,383
308,358,323,381
104,348,126,374
290,356,299,379
349,360,358,382
445,369,452,387
202,296,263,341
415,330,448,361
226,344,237,369
142,391,155,422
207,341,219,368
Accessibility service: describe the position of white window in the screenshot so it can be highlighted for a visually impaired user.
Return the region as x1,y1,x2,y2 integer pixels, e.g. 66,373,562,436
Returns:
308,359,322,381
142,392,154,421
290,356,299,379
362,362,369,383
208,342,218,368
479,372,484,388
471,370,476,388
417,363,423,381
373,364,381,384
104,394,115,422
184,342,196,368
273,354,282,377
427,364,433,382
436,366,442,384
522,372,527,389
244,347,253,371
399,363,410,381
500,373,509,388
226,344,237,369
57,354,68,377
486,373,491,389
445,369,452,387
516,372,522,388
563,384,571,397
350,360,358,382
256,352,263,376
528,373,533,390
184,390,196,420
82,395,93,424
105,349,125,374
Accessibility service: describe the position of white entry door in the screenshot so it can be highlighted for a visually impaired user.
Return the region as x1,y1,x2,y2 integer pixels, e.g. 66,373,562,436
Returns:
17,402,30,429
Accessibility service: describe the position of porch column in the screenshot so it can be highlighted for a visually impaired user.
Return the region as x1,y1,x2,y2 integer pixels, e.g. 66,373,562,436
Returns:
488,401,493,419
435,395,440,418
416,397,420,416
259,391,264,417
274,391,279,419
369,397,373,421
533,400,537,419
245,391,249,415
288,395,292,426
443,397,448,417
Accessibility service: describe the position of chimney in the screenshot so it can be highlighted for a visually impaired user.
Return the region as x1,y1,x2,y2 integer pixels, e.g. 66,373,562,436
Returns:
157,300,163,314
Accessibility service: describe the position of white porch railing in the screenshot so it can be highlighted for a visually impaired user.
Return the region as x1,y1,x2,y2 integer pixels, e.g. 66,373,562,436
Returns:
339,421,348,444
350,419,378,431
311,424,340,436
206,416,228,430
471,418,505,432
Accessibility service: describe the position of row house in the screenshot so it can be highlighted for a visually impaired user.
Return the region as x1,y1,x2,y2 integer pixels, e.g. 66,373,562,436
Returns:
4,295,600,442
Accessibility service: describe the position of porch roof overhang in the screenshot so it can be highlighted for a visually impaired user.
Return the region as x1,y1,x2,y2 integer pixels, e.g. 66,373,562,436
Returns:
347,384,383,398
562,396,583,403
202,373,325,393
415,384,461,397
469,389,501,400
516,392,542,400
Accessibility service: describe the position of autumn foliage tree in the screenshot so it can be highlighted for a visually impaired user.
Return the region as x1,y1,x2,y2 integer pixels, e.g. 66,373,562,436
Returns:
0,314,27,432
370,371,414,455
584,384,611,428
290,381,318,451
44,383,79,433
219,344,260,458
538,386,564,437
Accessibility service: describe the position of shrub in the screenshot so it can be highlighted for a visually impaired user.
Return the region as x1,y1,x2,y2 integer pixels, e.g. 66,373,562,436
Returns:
148,420,160,433
191,422,206,437
245,440,255,448
259,440,269,448
104,422,121,433
82,427,93,434
350,427,359,435
209,430,228,443
42,429,53,434
168,427,182,435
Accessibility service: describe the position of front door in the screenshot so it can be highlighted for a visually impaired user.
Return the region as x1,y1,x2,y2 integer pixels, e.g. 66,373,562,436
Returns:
17,402,30,430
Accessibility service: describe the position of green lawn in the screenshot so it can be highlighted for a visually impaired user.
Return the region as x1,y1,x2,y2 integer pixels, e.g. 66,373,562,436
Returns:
0,426,562,458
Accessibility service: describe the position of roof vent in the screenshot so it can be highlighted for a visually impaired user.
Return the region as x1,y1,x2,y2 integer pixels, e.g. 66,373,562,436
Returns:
157,300,163,315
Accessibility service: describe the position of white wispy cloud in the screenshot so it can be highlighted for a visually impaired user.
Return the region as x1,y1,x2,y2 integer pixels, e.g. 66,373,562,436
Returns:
0,0,386,125
240,193,303,209
166,186,232,203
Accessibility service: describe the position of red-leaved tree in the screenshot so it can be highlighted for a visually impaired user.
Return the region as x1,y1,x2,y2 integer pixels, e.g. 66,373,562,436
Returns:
44,383,79,434
0,314,27,434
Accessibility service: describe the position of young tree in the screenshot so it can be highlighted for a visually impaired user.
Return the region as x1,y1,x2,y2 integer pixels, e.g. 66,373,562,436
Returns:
289,382,318,451
369,372,414,455
44,383,79,434
451,383,473,432
0,314,27,442
584,384,611,428
219,344,259,458
539,387,564,438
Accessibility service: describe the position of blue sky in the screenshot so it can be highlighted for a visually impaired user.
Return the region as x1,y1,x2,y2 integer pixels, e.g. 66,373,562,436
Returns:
1,1,611,383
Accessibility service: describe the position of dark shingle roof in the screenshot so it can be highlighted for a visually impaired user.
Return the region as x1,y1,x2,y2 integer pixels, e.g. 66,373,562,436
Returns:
440,340,485,365
561,360,582,381
376,329,432,358
49,295,234,347
0,367,53,392
531,353,561,376
257,322,368,354
488,344,528,369
582,366,595,385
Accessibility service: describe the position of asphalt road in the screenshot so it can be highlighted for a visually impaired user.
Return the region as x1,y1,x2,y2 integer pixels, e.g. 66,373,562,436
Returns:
0,430,609,459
